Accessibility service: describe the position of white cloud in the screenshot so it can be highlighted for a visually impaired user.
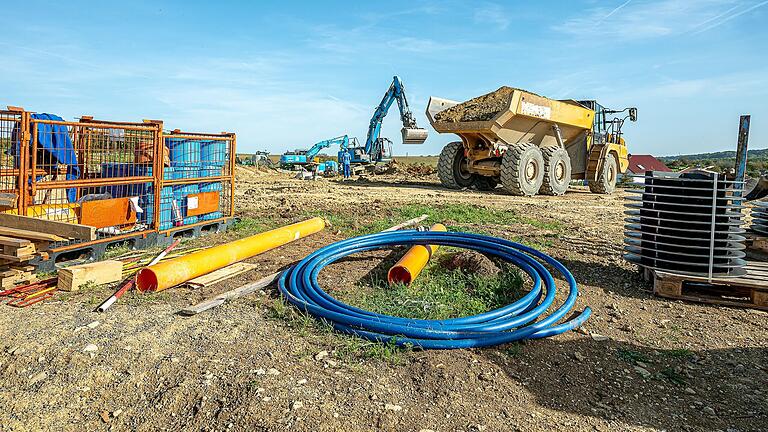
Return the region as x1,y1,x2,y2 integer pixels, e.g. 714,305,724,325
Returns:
473,4,510,31
556,0,766,40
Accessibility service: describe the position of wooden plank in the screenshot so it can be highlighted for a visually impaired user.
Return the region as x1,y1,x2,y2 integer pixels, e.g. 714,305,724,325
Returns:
179,272,280,316
653,268,768,290
80,198,137,229
57,260,123,291
0,253,32,263
0,236,31,247
648,265,768,311
3,243,35,257
0,213,95,241
185,262,256,287
0,227,66,243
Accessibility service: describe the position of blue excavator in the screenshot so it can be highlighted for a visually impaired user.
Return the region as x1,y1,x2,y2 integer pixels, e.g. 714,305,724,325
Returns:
338,76,428,170
280,135,351,169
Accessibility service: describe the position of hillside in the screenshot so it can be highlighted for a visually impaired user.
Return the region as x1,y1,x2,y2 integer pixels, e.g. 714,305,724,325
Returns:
659,148,768,162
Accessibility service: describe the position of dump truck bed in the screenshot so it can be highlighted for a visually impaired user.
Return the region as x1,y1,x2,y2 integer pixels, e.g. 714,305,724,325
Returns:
426,88,594,148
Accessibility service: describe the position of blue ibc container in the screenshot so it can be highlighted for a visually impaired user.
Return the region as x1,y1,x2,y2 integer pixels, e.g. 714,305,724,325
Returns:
173,183,199,225
143,186,174,230
199,182,223,221
166,138,201,167
201,140,227,166
173,166,200,179
200,165,222,178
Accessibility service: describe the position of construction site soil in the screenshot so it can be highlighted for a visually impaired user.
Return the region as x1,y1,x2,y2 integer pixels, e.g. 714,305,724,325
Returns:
0,166,765,432
434,87,517,123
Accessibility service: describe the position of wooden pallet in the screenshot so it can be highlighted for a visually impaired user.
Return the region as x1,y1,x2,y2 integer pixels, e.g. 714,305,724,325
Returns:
0,265,39,289
746,233,768,255
642,262,768,311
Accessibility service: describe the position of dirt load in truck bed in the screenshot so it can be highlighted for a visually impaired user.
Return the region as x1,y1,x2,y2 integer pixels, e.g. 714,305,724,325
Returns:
434,86,518,123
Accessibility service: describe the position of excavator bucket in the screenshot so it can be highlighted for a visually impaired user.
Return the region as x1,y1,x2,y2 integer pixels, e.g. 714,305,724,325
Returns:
401,127,428,144
745,175,768,201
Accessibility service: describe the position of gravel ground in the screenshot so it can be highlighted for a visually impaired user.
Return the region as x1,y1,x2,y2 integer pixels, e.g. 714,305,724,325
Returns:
0,168,765,432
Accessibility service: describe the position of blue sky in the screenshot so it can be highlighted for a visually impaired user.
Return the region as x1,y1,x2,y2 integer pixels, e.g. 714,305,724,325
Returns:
1,0,766,156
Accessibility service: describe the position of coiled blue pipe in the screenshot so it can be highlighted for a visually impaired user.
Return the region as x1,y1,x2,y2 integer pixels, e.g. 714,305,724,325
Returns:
278,230,591,349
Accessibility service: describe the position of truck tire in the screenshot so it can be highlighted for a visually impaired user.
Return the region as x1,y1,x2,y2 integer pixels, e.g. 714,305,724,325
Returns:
438,141,475,189
474,176,498,191
539,146,571,196
500,143,544,196
589,154,618,194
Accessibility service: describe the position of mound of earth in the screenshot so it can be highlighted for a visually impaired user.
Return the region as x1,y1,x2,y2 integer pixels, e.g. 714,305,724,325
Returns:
434,86,518,123
386,160,436,176
439,250,500,275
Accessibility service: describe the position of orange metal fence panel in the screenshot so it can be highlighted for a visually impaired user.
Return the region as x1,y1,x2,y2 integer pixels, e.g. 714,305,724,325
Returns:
158,130,236,231
2,107,236,254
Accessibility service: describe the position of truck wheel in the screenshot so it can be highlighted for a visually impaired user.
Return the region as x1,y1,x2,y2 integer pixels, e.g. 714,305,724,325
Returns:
539,146,571,196
589,154,618,194
474,177,498,191
500,143,544,196
438,141,475,189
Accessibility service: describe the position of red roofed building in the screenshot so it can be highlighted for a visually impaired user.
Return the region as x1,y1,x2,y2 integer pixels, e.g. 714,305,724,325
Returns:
626,154,671,175
623,154,672,183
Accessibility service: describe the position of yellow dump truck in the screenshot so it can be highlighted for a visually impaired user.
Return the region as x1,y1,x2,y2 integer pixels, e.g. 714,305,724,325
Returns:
426,87,636,195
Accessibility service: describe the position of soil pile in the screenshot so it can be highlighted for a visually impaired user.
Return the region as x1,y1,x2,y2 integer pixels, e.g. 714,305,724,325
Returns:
385,160,437,177
434,86,517,123
439,250,500,275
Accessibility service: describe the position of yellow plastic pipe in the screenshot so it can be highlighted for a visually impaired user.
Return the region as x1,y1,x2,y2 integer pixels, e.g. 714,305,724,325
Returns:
136,217,326,292
387,223,447,285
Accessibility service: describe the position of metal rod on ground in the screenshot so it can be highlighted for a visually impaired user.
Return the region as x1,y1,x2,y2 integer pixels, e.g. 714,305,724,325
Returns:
96,239,182,312
381,214,429,232
180,216,433,316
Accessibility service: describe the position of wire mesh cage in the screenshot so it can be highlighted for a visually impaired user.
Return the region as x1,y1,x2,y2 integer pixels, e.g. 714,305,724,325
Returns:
0,109,25,208
1,107,236,255
159,130,235,232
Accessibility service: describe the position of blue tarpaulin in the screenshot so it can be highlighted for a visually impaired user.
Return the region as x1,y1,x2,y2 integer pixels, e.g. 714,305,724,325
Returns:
9,113,79,203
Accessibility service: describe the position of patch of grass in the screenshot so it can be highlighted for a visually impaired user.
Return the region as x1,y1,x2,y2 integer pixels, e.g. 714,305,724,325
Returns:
300,210,350,232
657,367,687,386
504,342,524,357
103,242,134,259
231,216,282,235
509,235,555,251
334,335,407,365
343,260,524,321
304,203,563,237
265,297,409,363
665,348,694,358
617,348,651,365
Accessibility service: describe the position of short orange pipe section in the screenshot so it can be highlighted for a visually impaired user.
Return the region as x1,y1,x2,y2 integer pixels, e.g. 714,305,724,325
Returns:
136,217,326,292
387,223,447,285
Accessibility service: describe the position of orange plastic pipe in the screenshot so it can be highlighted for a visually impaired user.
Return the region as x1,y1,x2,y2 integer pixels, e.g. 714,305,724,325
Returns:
136,217,326,292
387,223,447,285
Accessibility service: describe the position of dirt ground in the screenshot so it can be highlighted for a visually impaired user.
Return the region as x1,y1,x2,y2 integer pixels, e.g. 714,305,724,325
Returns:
0,167,766,432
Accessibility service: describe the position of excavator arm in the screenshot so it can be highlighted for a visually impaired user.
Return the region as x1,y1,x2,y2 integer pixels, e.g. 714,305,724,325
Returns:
363,76,428,160
306,135,349,161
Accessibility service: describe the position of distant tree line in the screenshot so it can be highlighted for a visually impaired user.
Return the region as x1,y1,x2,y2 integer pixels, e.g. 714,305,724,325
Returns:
666,157,768,177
